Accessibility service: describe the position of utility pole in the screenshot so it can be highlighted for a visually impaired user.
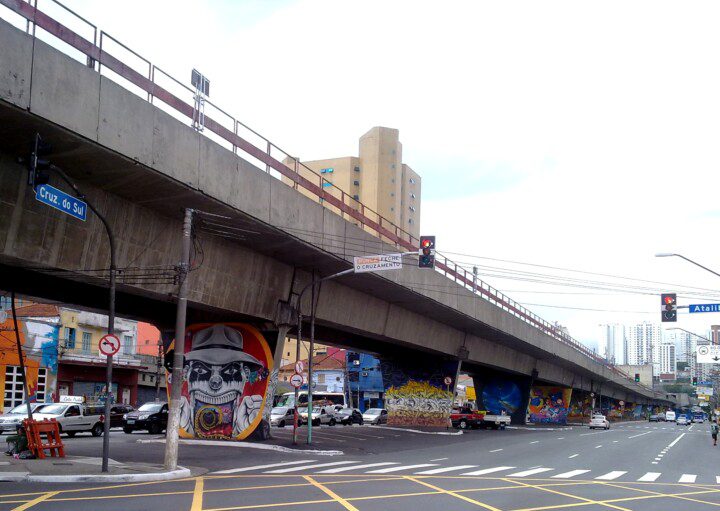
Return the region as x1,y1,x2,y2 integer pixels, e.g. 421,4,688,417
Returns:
164,208,194,471
155,338,163,402
10,292,33,422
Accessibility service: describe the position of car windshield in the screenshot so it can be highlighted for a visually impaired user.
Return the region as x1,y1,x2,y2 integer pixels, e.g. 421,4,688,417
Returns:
337,409,352,415
138,403,164,412
271,407,287,415
38,404,67,415
298,407,308,413
365,409,382,415
276,394,295,407
9,404,40,414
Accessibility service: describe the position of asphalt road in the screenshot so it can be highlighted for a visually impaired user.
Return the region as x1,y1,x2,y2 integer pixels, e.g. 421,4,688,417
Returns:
3,420,720,510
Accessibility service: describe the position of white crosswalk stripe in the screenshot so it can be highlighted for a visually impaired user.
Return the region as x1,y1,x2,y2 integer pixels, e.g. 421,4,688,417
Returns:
415,465,477,475
367,464,438,474
637,472,661,482
595,471,627,480
213,460,316,474
552,470,590,479
316,462,399,474
679,474,697,483
264,461,359,474
507,468,554,477
462,466,515,476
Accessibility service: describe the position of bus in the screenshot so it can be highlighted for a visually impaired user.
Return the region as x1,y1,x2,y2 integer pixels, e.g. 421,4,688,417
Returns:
275,391,346,409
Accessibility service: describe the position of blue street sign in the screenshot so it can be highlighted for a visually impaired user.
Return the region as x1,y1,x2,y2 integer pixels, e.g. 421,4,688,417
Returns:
689,303,720,314
34,184,86,221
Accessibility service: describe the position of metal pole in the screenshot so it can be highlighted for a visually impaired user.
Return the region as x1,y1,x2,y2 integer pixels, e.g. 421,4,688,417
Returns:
292,308,301,446
10,292,33,422
155,338,162,402
164,208,194,471
307,278,316,445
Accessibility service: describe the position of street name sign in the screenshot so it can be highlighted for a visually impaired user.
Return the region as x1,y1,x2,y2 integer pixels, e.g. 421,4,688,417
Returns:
353,253,402,273
689,303,720,314
696,345,720,364
34,184,87,221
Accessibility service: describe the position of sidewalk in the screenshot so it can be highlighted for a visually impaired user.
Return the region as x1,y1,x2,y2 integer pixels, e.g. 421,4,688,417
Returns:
0,455,204,483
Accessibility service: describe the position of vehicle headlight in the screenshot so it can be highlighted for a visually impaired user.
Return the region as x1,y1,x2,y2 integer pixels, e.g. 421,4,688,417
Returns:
139,414,150,420
123,414,127,420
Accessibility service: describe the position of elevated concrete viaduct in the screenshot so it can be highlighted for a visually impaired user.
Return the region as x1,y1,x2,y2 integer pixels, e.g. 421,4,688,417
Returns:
0,5,671,427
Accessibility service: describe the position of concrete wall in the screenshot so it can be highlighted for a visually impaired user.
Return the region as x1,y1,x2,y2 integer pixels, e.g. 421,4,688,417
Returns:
0,17,664,408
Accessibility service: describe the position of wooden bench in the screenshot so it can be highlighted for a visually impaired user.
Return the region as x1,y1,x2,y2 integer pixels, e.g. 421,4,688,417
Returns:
23,418,65,459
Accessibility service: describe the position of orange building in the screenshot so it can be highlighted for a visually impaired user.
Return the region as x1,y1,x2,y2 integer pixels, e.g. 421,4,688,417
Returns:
136,322,161,356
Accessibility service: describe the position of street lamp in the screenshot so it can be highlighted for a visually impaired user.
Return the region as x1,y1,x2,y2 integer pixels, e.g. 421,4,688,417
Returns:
655,253,720,279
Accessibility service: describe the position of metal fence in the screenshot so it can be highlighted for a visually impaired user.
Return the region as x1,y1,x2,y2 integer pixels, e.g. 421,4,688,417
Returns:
0,0,657,396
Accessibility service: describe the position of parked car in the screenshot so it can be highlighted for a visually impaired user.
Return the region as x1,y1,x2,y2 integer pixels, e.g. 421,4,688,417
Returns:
363,408,388,425
270,406,295,427
298,405,336,426
336,408,363,426
649,414,660,422
692,412,705,423
109,404,134,428
589,414,609,430
676,415,690,426
32,399,105,437
657,412,666,422
123,402,168,434
0,403,48,433
665,411,676,422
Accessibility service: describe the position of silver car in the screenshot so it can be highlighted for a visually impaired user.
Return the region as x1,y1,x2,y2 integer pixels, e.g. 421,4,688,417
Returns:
0,403,47,433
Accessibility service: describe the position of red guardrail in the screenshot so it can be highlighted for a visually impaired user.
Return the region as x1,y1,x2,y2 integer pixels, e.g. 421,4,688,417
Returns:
0,0,657,396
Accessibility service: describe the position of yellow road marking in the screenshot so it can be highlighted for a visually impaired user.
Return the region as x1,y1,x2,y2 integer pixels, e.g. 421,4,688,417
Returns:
205,497,334,510
303,475,359,511
505,478,631,511
191,477,204,511
11,491,58,511
405,476,503,511
603,481,720,508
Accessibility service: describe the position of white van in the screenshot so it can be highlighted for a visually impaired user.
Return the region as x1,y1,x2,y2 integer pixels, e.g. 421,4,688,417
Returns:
665,411,676,422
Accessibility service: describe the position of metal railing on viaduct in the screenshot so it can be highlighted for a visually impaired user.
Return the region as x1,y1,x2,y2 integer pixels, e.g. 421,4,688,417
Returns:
0,0,653,394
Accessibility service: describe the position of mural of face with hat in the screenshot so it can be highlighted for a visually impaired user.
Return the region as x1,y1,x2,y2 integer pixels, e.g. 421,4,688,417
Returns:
176,324,271,440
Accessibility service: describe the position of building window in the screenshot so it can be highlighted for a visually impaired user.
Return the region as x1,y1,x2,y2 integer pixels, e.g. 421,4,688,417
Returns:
353,194,359,200
320,168,334,174
322,182,333,188
354,166,360,172
409,178,416,184
408,219,414,224
141,374,146,382
65,328,76,349
391,207,394,212
410,193,416,199
123,335,132,355
390,192,395,197
391,164,396,169
4,367,46,409
353,180,359,186
81,331,91,354
317,374,326,384
409,206,415,212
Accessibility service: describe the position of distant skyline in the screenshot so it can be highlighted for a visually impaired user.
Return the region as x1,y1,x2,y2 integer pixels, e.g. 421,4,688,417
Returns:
45,0,720,349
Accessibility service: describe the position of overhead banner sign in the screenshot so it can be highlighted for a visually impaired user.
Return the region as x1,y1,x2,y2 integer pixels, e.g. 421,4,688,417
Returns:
698,386,714,396
689,303,720,314
697,345,720,364
353,253,402,273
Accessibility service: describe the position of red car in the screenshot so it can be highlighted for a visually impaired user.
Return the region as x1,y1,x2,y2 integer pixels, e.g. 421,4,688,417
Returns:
450,407,486,429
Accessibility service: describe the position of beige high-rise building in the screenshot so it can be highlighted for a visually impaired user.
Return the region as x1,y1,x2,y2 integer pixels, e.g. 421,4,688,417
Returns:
282,127,421,240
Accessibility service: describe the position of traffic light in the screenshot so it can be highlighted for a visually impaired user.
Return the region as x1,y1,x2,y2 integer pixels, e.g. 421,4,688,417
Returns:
22,133,51,189
634,373,640,383
661,293,677,323
692,376,698,386
418,235,435,269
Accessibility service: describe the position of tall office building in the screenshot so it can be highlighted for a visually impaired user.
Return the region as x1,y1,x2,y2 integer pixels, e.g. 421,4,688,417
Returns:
626,322,663,375
666,329,695,364
599,324,626,365
658,343,676,375
282,127,422,240
710,325,720,345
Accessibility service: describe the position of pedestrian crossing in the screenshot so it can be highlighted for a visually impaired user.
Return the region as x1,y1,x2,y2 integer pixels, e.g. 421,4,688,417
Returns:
213,460,719,484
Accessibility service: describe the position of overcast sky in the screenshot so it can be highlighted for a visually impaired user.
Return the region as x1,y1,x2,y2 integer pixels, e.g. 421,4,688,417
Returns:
35,0,720,350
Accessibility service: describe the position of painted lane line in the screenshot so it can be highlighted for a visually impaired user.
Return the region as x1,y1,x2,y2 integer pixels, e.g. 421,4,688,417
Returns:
652,462,659,465
595,445,602,449
415,465,478,475
668,432,686,448
507,468,554,477
568,454,579,459
628,432,652,439
265,461,359,473
317,462,399,474
213,460,317,474
638,472,661,482
552,470,590,479
557,437,564,440
595,471,627,480
462,466,515,476
612,440,619,443
679,474,697,483
366,464,438,474
529,441,539,444
489,449,503,453
430,458,448,462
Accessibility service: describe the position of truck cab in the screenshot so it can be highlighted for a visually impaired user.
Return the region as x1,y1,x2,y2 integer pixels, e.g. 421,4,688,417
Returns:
32,396,105,437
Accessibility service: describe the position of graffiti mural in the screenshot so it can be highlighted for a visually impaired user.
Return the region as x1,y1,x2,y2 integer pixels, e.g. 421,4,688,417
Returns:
385,381,453,427
169,323,272,441
380,357,457,427
567,391,592,423
528,386,572,424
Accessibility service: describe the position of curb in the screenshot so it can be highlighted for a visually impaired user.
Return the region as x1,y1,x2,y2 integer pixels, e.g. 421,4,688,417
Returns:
137,438,344,456
0,467,194,483
372,426,463,436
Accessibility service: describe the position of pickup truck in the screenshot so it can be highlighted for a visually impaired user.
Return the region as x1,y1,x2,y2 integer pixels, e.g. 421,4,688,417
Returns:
32,402,105,437
451,408,511,430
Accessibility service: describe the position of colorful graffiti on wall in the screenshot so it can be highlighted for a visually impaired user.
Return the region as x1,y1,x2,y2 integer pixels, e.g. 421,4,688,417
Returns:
168,323,272,441
0,313,59,411
528,386,572,424
385,381,453,427
567,391,592,422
